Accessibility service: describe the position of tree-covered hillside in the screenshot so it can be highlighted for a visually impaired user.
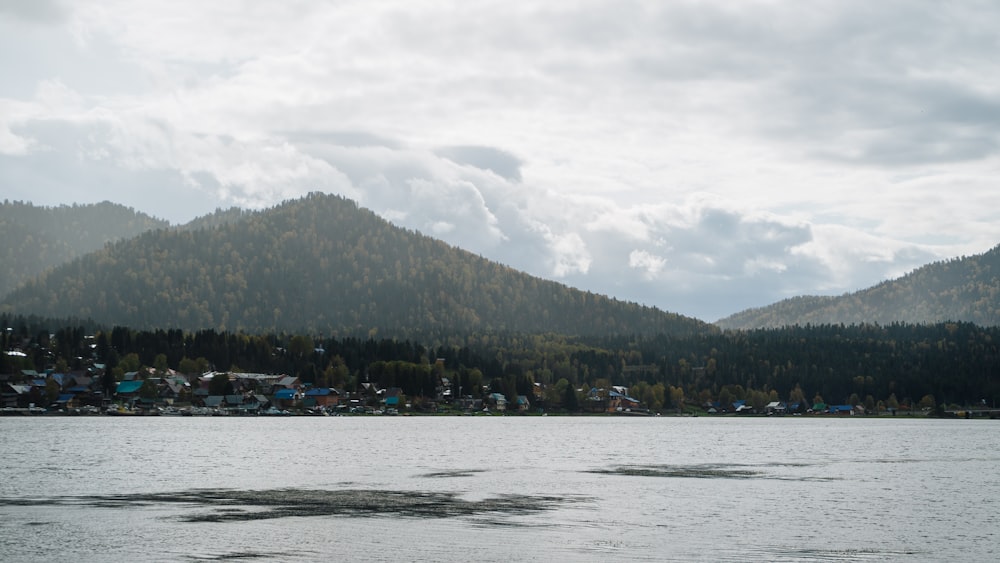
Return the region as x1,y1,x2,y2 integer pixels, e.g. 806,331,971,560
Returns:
0,200,168,297
717,245,1000,329
1,193,709,338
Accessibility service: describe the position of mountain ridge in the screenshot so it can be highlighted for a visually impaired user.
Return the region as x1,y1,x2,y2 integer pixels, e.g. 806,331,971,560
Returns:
0,200,169,297
717,244,1000,329
1,193,710,338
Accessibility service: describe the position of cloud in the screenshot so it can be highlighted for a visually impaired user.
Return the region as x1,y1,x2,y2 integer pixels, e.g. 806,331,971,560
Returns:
2,0,999,321
0,0,67,24
435,146,522,182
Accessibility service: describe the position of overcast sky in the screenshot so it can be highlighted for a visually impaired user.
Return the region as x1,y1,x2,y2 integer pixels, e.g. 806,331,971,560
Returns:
2,0,999,322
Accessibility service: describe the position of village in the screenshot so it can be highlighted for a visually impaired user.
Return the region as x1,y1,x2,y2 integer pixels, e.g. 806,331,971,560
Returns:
1,362,912,418
0,362,648,416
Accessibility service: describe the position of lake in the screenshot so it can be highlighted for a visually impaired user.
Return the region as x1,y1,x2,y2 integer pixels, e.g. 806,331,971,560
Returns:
0,415,997,561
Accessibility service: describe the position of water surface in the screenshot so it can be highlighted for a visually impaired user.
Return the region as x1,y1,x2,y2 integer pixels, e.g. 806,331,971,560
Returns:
1,416,996,561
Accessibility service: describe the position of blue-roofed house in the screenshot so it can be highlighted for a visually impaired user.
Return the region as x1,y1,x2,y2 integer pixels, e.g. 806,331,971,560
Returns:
54,393,76,409
304,387,340,408
487,392,507,411
116,380,144,397
274,388,297,409
383,387,402,409
515,395,531,412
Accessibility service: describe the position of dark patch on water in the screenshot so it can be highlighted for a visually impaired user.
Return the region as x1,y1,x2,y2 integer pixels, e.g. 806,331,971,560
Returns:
744,546,926,561
587,463,841,481
188,551,294,561
419,469,487,478
0,488,571,523
589,464,762,479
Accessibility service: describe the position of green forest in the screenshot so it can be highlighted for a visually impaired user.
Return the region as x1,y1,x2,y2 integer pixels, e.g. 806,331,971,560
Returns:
1,193,705,338
0,200,168,297
3,314,997,413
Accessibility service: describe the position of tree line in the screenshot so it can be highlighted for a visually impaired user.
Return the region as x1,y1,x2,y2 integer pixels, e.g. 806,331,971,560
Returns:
3,314,997,412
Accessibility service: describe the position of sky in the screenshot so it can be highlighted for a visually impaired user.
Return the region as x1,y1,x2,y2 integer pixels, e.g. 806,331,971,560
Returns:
2,0,999,322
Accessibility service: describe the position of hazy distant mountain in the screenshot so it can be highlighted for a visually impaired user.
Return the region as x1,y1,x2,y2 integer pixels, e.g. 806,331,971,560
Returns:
1,193,710,338
0,200,168,298
176,206,254,232
717,244,1000,329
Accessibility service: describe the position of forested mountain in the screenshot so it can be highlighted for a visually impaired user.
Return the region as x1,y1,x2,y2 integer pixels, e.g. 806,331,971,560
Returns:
717,245,1000,329
0,200,168,297
0,193,709,338
175,206,253,232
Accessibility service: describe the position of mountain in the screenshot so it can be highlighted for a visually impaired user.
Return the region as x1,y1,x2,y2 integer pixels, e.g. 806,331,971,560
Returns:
0,200,169,298
717,244,1000,329
0,193,710,338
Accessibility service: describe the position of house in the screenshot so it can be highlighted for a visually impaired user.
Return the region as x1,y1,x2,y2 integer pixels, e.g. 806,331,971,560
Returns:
304,387,340,408
609,390,642,413
224,394,259,414
115,380,145,400
49,373,66,388
515,395,531,412
204,395,225,410
274,388,298,409
2,384,32,408
828,404,854,415
53,393,77,409
383,387,402,409
160,379,188,402
487,392,507,411
65,375,94,390
274,375,301,390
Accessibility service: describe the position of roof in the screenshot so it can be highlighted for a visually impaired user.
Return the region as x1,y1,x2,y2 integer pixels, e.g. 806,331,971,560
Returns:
68,375,93,387
305,387,335,397
276,376,299,388
274,388,296,399
116,380,144,394
609,390,640,403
